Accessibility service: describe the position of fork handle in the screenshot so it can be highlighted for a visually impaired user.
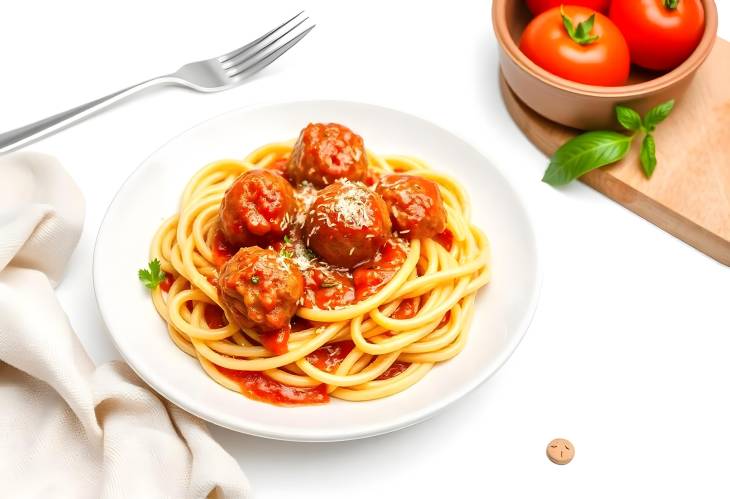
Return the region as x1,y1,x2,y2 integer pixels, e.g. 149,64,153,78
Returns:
0,75,176,155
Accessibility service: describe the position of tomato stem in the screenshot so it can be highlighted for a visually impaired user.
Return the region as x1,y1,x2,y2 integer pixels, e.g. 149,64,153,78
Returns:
560,6,600,46
664,0,679,9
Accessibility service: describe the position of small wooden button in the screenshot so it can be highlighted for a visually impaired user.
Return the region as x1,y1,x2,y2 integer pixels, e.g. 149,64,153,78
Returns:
546,438,574,465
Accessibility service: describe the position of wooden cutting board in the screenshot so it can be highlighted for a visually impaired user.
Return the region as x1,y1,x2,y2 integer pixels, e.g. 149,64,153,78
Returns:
500,37,730,266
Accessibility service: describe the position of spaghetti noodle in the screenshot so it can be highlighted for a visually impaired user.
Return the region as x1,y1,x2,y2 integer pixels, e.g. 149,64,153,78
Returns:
148,124,491,405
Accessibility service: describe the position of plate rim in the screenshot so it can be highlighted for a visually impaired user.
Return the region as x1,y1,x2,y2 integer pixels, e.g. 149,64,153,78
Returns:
92,98,542,442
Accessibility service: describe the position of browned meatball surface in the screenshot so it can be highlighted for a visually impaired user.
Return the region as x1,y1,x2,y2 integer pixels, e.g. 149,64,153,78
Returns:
376,174,446,239
219,169,296,248
286,123,367,187
217,247,304,332
303,181,391,268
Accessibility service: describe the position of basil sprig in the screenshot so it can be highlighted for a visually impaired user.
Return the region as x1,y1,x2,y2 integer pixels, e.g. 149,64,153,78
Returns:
542,100,675,186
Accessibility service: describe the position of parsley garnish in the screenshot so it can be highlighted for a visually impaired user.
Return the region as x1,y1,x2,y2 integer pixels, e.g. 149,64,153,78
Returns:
251,275,260,284
138,259,166,289
283,235,292,244
280,248,294,258
320,280,338,288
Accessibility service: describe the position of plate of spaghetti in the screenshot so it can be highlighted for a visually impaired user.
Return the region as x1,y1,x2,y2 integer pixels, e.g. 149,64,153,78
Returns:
94,100,539,441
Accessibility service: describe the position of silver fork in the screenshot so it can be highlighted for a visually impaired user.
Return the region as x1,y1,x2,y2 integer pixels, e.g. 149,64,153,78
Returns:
0,12,314,155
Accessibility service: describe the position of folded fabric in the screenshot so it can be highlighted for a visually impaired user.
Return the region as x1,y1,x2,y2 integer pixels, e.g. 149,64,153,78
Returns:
0,152,250,499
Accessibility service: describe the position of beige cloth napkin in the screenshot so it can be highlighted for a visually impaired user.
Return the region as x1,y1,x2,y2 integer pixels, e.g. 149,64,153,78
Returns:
0,153,250,499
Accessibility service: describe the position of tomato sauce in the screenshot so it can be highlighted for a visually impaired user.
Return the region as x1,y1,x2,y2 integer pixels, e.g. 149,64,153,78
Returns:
377,361,409,380
352,240,407,302
204,305,228,329
363,168,381,187
302,268,355,309
437,310,451,329
306,341,355,372
259,325,291,355
291,316,313,332
434,228,453,251
298,239,407,309
217,367,328,405
392,297,419,319
212,229,235,268
267,156,289,175
159,273,175,293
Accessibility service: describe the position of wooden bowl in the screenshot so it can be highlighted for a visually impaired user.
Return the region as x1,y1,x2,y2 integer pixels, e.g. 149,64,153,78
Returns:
493,0,718,130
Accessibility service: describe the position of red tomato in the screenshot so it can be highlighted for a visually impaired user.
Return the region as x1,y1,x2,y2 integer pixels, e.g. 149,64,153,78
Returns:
519,6,630,86
526,0,610,16
610,0,704,71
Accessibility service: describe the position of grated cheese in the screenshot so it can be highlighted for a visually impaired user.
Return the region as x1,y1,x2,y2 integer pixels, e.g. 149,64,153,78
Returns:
332,180,372,229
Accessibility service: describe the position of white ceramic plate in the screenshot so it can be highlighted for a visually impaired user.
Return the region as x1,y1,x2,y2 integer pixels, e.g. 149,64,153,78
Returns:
93,100,540,442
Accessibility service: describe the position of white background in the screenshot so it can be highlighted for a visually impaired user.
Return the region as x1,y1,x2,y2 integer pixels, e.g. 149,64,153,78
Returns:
2,1,728,497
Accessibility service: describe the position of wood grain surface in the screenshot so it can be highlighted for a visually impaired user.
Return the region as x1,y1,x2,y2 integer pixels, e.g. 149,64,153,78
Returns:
500,38,730,266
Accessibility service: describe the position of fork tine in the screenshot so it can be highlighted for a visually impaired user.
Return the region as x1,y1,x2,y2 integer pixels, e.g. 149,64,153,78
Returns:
222,16,311,71
226,25,315,81
218,11,305,64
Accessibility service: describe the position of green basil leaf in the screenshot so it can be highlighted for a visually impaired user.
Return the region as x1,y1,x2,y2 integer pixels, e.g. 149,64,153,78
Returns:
643,100,675,131
615,105,642,131
640,134,657,178
542,131,634,186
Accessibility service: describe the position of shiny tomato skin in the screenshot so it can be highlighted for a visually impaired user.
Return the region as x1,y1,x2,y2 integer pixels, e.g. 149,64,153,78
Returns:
520,6,630,87
609,0,704,71
526,0,610,16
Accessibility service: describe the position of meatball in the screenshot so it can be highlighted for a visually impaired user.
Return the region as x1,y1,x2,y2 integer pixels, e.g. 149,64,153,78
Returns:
287,123,367,187
217,247,304,332
303,181,391,268
219,169,296,247
376,174,446,239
